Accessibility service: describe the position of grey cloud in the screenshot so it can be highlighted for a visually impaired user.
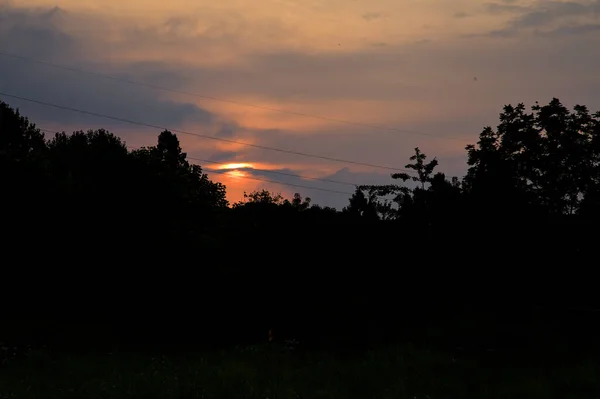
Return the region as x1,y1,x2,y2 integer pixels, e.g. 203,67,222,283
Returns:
43,44,429,104
211,38,597,126
0,60,213,129
181,50,429,102
205,150,239,163
324,167,394,187
0,5,78,60
0,5,429,105
487,28,518,37
215,123,238,138
482,1,600,37
0,4,221,132
111,62,194,92
512,1,591,29
537,22,600,35
121,52,429,103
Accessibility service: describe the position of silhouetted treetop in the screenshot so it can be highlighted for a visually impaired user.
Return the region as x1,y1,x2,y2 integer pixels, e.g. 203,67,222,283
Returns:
392,147,439,190
0,101,46,161
156,129,188,169
464,98,600,216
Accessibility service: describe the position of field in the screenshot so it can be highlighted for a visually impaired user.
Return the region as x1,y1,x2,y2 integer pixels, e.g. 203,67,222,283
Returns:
1,340,598,399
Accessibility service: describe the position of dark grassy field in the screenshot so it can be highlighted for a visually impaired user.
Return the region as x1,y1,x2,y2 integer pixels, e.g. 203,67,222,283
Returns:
1,339,598,399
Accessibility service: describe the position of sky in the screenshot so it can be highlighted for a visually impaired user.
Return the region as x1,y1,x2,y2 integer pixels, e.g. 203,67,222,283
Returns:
1,0,599,208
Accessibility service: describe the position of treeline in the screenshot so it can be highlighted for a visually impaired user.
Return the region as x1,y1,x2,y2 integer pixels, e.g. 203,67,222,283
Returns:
1,98,600,352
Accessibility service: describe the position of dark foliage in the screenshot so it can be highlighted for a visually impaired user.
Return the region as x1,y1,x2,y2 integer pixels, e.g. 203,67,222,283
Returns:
1,98,600,354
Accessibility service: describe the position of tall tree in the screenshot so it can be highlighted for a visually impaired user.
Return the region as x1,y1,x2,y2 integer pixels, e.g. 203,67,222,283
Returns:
392,147,439,190
156,130,187,168
464,98,600,217
0,102,49,255
0,101,47,161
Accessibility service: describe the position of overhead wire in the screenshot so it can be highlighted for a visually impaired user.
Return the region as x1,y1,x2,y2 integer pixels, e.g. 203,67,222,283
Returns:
2,48,467,193
0,51,471,142
12,54,600,315
0,91,414,173
37,128,356,196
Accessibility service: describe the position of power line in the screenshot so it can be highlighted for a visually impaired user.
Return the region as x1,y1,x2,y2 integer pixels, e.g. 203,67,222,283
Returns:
40,126,361,185
0,51,470,141
38,128,355,196
39,127,369,187
1,91,414,172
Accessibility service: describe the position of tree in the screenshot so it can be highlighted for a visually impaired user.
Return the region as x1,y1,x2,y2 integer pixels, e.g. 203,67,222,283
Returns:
391,147,439,190
0,102,50,256
343,187,378,220
291,193,311,211
533,100,596,215
46,129,130,191
235,189,286,206
463,98,600,217
0,101,47,162
127,131,228,254
156,130,187,168
359,147,446,221
41,129,134,261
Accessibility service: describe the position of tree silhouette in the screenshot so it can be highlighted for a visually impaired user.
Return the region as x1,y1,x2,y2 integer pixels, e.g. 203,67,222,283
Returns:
291,192,311,210
236,189,286,206
3,97,600,351
156,130,187,168
0,101,46,161
359,147,453,223
392,147,439,190
463,98,600,218
343,187,378,220
1,102,50,263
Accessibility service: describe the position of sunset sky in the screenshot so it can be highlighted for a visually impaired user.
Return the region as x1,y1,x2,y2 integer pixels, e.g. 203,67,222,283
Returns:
1,0,599,208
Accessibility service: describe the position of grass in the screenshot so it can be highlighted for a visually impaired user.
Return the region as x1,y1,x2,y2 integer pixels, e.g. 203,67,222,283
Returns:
0,341,598,399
